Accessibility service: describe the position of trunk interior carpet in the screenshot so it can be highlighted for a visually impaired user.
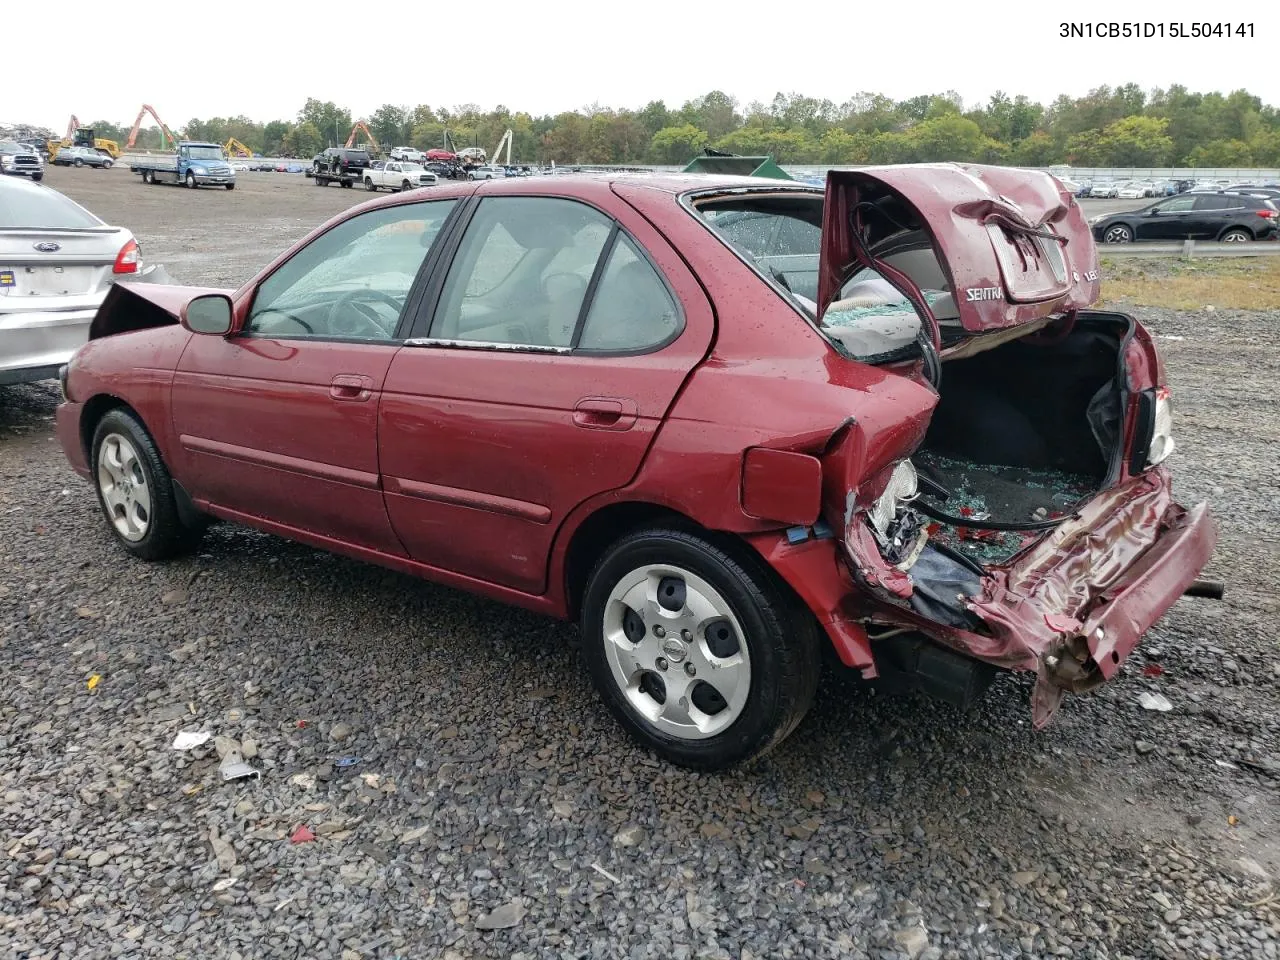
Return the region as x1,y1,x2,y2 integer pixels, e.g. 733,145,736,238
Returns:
914,451,1098,565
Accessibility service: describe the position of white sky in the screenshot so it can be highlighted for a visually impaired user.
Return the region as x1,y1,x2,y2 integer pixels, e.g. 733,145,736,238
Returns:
8,1,1278,130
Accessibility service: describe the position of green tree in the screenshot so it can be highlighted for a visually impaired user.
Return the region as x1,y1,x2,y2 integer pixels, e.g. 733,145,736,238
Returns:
649,124,708,165
1094,115,1174,165
262,121,290,155
298,99,351,148
906,115,991,162
1185,139,1254,166
369,104,410,148
282,122,322,158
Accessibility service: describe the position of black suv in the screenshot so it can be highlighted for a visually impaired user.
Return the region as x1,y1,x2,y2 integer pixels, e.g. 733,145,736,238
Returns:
1092,191,1279,243
310,147,372,188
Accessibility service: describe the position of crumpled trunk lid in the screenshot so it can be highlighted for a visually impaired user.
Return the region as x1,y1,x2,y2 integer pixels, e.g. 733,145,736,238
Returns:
817,164,1101,333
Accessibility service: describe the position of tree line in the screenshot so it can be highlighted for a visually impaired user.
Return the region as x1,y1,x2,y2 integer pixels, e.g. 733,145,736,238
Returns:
48,85,1280,167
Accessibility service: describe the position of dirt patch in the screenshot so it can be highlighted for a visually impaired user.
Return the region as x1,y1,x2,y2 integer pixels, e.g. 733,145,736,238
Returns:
1101,255,1280,311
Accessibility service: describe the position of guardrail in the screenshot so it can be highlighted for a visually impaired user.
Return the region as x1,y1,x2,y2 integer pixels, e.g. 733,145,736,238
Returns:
1099,240,1280,259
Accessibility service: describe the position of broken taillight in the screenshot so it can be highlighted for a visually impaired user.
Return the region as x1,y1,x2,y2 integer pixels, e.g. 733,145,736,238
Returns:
1147,385,1175,467
113,238,140,274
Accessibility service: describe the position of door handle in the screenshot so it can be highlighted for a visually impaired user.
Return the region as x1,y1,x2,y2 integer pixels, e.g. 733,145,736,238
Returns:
573,397,637,431
330,374,373,402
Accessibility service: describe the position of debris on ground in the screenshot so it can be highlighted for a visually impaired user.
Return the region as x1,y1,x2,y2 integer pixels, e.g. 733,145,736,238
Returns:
475,900,526,930
1138,692,1174,712
172,731,212,751
289,825,315,844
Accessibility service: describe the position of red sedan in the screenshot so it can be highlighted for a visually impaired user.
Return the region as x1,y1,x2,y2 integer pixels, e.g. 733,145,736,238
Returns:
55,167,1218,769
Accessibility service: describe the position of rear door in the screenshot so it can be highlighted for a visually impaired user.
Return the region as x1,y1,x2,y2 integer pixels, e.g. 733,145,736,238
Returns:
819,164,1100,332
170,197,461,552
1188,195,1236,238
378,188,714,593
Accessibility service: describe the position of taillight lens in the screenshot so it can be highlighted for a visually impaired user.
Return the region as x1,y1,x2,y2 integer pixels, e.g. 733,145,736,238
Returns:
1148,386,1175,466
113,238,140,274
1258,209,1276,219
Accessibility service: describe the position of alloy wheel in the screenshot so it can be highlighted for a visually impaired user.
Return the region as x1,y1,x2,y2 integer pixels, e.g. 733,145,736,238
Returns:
96,433,151,542
601,563,751,740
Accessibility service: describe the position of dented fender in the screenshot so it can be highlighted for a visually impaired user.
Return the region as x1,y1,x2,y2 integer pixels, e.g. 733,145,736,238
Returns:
89,282,233,340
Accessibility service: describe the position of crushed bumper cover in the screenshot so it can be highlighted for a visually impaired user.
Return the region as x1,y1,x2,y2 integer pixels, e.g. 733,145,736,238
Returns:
754,467,1215,725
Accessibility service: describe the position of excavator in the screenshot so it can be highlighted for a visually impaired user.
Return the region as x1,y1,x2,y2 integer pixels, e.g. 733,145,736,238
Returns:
224,137,253,158
490,128,513,167
344,121,379,154
125,105,179,151
45,117,121,160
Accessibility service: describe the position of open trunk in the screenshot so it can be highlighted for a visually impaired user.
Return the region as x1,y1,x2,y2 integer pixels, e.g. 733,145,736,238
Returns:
913,314,1127,566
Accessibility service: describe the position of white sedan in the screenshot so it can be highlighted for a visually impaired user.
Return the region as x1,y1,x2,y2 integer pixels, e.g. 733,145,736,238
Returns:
0,176,165,384
1116,183,1147,199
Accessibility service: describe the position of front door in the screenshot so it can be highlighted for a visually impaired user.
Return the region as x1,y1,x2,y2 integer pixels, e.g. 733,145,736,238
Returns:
378,193,714,592
1139,196,1197,239
171,198,460,552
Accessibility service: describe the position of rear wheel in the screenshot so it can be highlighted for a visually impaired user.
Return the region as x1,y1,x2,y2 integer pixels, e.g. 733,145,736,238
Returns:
1220,228,1251,243
102,160,113,169
341,180,352,188
1103,223,1133,243
580,528,820,770
91,409,205,562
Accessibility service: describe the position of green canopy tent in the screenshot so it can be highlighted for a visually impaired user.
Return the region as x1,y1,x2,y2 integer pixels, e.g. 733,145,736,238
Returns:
681,152,793,180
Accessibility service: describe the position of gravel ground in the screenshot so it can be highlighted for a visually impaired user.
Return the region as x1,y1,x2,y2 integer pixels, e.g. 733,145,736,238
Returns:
1,167,1277,960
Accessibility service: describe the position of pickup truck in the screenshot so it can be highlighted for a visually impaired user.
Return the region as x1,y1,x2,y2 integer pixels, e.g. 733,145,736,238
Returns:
363,160,438,193
130,142,236,189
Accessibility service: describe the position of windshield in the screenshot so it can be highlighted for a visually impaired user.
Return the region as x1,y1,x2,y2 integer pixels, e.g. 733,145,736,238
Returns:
0,141,26,152
0,182,105,229
187,146,225,160
400,162,423,171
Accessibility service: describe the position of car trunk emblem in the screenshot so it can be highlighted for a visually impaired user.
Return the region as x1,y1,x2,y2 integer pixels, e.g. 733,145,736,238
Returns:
34,242,61,253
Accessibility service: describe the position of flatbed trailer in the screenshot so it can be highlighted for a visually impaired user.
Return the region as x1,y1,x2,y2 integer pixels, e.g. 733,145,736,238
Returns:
130,141,236,190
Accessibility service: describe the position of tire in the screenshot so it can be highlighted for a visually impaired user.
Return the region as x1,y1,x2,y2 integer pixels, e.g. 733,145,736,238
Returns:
225,183,235,191
91,409,205,562
341,180,352,188
1103,223,1133,243
466,172,476,181
401,180,412,192
31,173,42,182
102,160,113,169
365,178,376,191
186,171,197,189
73,158,84,167
1220,228,1251,243
580,527,820,770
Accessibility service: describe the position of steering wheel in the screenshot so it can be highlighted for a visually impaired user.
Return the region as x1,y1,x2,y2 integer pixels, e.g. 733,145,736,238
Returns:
326,289,401,338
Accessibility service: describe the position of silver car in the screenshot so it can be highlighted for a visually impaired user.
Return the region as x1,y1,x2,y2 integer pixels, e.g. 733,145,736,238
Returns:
0,176,163,385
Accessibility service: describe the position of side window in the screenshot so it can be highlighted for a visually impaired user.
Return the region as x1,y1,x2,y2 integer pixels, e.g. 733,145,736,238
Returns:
1193,195,1230,211
431,197,613,347
578,235,681,352
247,199,456,340
1156,197,1195,213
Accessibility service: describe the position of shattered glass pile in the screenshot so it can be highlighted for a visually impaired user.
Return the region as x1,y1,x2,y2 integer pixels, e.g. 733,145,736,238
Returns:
913,451,1097,565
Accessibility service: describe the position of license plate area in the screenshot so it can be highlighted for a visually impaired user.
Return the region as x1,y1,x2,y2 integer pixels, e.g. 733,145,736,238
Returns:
0,265,96,296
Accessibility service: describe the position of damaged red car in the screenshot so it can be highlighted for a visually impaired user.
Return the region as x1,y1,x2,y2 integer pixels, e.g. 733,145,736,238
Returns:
55,166,1219,769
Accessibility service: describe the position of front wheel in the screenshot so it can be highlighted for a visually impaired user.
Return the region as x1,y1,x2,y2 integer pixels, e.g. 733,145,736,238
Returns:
1103,223,1133,243
225,183,235,191
91,409,205,561
73,158,84,168
1220,228,1251,243
365,178,376,191
31,173,42,182
580,528,820,770
185,171,196,188
102,160,113,169
401,180,412,192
